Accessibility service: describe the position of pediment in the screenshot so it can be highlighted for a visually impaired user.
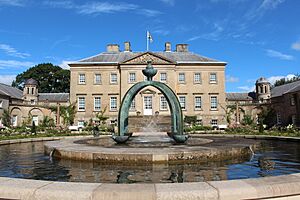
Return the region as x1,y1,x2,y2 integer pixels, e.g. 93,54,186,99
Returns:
140,88,156,95
122,52,174,65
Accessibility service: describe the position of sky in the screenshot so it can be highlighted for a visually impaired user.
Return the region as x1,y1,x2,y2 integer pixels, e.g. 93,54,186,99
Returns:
0,0,299,92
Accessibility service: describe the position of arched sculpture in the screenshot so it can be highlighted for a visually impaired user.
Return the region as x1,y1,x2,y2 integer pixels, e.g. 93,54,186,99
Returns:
112,61,188,143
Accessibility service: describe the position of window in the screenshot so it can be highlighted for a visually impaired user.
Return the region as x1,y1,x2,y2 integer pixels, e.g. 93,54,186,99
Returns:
292,115,296,125
110,97,117,111
160,72,167,82
31,88,34,94
30,99,35,105
160,96,168,110
27,87,30,94
94,97,101,111
32,115,38,126
0,100,3,108
130,98,136,110
78,97,85,111
78,121,85,127
94,74,101,84
209,73,217,83
194,73,201,83
12,115,17,127
128,72,136,83
79,74,86,84
178,73,185,83
276,113,282,124
194,96,202,110
210,96,218,110
179,96,186,110
110,73,117,84
211,119,218,126
291,96,296,106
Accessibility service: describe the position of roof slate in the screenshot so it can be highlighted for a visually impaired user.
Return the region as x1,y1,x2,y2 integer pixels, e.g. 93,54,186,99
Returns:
38,93,69,102
226,92,255,101
76,51,222,64
0,83,23,99
271,80,300,98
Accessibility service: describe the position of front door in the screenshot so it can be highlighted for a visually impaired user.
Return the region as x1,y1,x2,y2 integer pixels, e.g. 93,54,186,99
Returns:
143,96,152,115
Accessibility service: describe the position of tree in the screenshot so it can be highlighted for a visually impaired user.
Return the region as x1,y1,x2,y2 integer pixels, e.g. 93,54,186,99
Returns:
12,63,70,93
274,74,300,87
2,109,11,127
60,103,77,126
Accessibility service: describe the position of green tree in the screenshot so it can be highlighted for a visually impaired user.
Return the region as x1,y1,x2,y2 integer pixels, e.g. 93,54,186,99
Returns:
2,109,11,127
60,102,77,126
274,74,300,87
12,63,70,93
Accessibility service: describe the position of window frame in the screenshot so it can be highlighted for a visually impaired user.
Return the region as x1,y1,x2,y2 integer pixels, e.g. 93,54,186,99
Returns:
78,73,86,84
209,73,217,84
160,72,167,82
110,73,118,84
178,96,186,110
210,96,218,110
94,73,102,85
178,72,185,83
78,97,85,111
160,96,168,111
128,72,136,83
130,98,136,111
194,96,202,110
94,96,101,111
194,72,202,84
110,96,117,111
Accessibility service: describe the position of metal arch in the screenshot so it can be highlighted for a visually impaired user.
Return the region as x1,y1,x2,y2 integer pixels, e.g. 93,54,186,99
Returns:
112,80,188,143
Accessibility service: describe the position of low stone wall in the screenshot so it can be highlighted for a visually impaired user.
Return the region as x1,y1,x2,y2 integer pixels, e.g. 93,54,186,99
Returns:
1,136,300,200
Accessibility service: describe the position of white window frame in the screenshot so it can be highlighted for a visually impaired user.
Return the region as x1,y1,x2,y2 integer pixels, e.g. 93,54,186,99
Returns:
179,96,186,110
78,97,85,111
194,72,201,84
110,96,117,111
160,96,168,110
79,74,86,84
32,115,39,126
94,74,101,84
211,119,218,126
160,72,167,82
178,73,185,83
12,115,17,127
110,73,118,84
194,96,202,110
94,97,101,111
209,73,217,84
130,98,136,111
128,72,136,83
210,96,218,110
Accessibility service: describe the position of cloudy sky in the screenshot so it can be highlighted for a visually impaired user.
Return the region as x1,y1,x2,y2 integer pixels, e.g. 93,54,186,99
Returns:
0,0,299,92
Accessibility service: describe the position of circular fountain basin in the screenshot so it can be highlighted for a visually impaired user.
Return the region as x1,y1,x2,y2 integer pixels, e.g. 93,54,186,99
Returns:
44,132,257,163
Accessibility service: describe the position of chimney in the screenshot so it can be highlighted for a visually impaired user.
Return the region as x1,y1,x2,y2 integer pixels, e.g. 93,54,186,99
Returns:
176,44,189,52
124,41,131,52
107,44,120,52
165,42,171,52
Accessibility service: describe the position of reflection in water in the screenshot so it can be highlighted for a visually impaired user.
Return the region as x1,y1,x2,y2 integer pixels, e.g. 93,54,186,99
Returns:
0,140,300,183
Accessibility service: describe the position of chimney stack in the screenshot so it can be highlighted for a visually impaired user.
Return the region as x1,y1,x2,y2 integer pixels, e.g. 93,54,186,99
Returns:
176,44,189,52
124,41,131,52
107,44,120,53
165,42,171,52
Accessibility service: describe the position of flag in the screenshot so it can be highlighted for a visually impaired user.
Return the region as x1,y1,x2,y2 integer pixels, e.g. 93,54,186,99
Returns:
147,31,153,43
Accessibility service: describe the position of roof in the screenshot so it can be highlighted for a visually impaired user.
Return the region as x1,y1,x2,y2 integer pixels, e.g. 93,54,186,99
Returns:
226,92,255,101
0,83,23,99
38,93,69,102
25,78,38,85
271,80,300,98
73,51,225,64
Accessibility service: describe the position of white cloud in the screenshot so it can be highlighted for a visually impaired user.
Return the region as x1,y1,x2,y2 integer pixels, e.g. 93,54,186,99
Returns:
0,0,24,6
291,40,300,51
265,49,294,61
0,43,30,58
0,75,16,85
159,0,175,6
267,74,296,85
188,23,224,42
44,1,162,17
246,0,285,21
153,29,170,36
238,85,255,92
226,75,239,83
0,60,34,69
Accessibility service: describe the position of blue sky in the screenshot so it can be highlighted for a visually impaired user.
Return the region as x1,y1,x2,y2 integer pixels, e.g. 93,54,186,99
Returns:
0,0,299,92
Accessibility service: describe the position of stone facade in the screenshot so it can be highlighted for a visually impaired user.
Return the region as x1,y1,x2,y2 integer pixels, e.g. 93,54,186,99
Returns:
69,42,227,127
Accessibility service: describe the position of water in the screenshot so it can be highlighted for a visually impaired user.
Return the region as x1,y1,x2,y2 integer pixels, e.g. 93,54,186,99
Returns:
0,139,300,183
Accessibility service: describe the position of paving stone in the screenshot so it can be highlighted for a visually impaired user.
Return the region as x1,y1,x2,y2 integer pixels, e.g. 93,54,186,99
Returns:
155,182,218,200
92,183,156,200
33,182,100,200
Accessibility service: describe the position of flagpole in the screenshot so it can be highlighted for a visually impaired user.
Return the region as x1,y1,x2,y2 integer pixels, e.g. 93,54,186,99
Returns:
146,31,149,51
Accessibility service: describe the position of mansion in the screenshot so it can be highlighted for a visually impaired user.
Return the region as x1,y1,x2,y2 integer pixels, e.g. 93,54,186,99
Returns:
0,42,299,128
69,42,227,127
